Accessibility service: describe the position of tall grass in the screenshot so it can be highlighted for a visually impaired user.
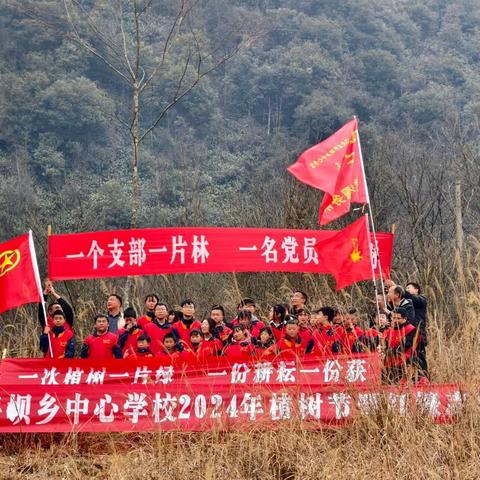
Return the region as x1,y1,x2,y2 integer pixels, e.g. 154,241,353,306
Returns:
1,241,480,478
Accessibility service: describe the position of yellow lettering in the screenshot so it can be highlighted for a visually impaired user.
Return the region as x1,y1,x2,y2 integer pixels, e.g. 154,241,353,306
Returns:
340,179,359,200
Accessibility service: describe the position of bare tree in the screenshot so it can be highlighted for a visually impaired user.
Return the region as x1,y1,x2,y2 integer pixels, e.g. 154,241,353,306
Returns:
18,0,256,227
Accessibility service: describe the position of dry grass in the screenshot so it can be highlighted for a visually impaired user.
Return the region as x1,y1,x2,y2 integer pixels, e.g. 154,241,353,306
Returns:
1,241,480,479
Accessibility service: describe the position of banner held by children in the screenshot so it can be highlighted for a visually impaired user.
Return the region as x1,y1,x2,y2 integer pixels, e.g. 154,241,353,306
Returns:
0,356,464,432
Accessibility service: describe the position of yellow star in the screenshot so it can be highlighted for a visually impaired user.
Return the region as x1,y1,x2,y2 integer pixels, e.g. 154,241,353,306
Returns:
350,249,363,263
349,238,363,263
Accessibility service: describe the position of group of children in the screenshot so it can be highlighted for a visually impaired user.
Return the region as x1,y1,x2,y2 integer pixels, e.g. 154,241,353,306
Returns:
38,281,428,384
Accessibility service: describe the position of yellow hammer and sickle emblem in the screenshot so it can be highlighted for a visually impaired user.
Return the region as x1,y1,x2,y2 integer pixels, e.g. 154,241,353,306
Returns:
350,238,362,263
0,249,20,277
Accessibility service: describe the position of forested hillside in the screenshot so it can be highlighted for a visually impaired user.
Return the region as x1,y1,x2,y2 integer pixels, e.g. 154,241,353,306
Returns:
1,0,480,274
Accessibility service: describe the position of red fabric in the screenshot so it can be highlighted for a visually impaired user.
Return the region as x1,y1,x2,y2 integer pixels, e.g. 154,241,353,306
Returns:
254,344,277,361
277,336,307,357
383,324,419,367
44,330,74,360
338,326,365,354
197,338,223,359
287,119,367,225
269,323,286,343
128,349,155,359
137,314,153,330
312,325,342,356
224,341,254,359
83,332,119,360
48,227,393,281
215,324,232,343
0,357,461,432
298,327,313,345
315,215,374,290
143,323,174,355
119,328,144,355
0,233,42,314
172,320,202,348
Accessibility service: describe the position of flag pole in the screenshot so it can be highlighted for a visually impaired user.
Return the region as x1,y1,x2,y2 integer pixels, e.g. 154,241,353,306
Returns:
28,230,53,358
354,117,387,310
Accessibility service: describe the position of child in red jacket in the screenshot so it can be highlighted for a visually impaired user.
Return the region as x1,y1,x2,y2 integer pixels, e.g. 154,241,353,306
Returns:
159,333,186,362
39,310,75,359
254,327,278,360
277,318,314,358
382,307,422,384
124,334,155,359
118,307,144,356
311,307,342,356
223,325,254,358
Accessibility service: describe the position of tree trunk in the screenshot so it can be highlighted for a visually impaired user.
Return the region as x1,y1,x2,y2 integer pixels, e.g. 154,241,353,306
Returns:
131,84,140,229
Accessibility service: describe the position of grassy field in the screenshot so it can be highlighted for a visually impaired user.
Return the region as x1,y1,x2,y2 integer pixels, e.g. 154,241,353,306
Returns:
1,245,480,479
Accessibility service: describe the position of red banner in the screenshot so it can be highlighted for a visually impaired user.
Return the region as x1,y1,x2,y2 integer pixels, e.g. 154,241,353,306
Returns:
48,227,393,280
0,357,466,432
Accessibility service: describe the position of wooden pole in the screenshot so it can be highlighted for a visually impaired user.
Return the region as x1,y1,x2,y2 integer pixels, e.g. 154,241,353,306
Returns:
455,180,463,253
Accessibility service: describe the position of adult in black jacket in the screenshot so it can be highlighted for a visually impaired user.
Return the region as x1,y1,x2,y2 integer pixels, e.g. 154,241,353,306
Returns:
405,282,428,376
387,285,415,324
405,282,427,342
38,280,74,329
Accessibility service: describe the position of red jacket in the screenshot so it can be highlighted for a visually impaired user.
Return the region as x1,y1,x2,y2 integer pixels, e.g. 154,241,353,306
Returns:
312,324,342,356
338,326,365,354
224,340,254,359
269,322,286,343
277,335,308,358
118,327,144,355
299,327,313,345
137,314,154,330
383,323,420,367
143,321,174,355
40,328,75,359
213,323,233,343
81,332,121,360
254,343,277,361
172,319,202,347
197,337,223,360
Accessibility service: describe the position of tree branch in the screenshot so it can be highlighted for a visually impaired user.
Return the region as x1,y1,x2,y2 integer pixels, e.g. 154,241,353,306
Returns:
117,0,136,81
63,0,132,84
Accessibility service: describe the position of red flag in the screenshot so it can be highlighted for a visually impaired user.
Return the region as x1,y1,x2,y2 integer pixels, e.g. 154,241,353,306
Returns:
0,232,43,314
287,118,368,225
315,216,372,290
